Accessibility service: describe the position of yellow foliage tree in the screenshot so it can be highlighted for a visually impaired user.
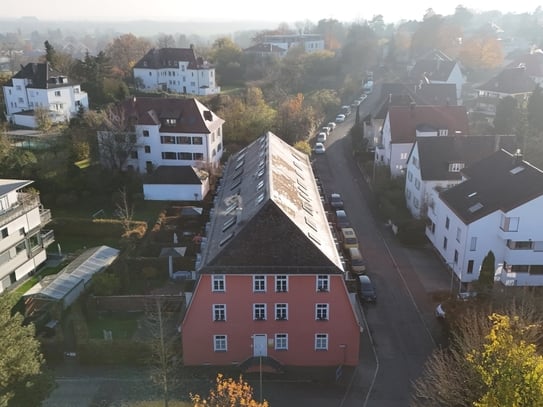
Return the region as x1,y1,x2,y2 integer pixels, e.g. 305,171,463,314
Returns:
191,374,269,407
467,313,543,407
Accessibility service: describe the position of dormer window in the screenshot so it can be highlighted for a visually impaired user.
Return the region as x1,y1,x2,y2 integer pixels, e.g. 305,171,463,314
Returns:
164,118,176,126
439,129,448,136
449,162,464,172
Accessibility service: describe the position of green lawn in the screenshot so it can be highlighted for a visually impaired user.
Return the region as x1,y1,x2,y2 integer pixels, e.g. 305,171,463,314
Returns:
87,313,142,340
13,263,67,297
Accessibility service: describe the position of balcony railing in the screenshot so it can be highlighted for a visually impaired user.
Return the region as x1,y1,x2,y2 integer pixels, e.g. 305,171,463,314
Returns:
0,193,41,228
41,229,55,248
40,208,52,225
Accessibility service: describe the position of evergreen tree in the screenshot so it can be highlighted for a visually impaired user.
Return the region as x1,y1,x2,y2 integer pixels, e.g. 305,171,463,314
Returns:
478,250,495,293
0,294,54,406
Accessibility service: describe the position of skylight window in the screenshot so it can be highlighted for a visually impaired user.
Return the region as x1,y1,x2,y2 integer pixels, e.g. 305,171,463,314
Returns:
297,179,307,190
236,152,246,162
308,232,321,245
257,168,265,178
235,160,244,170
467,192,477,198
293,160,303,171
302,201,313,216
233,169,243,180
468,203,483,213
257,193,265,204
510,166,525,175
295,169,304,179
222,217,237,232
219,232,235,247
225,202,237,215
230,178,242,191
257,180,264,190
305,216,318,232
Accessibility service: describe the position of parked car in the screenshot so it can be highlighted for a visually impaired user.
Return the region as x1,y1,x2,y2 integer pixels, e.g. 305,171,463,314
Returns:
327,122,336,131
358,274,376,302
348,247,367,274
335,209,350,229
329,193,344,209
321,126,331,135
316,132,327,143
314,142,326,154
335,114,346,123
351,100,361,108
340,227,358,250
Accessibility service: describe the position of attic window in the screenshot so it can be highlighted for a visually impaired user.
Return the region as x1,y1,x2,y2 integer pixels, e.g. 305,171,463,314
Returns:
257,193,265,204
449,163,465,172
293,160,303,171
219,232,235,247
510,166,525,175
257,180,264,191
257,168,265,178
225,203,238,215
203,110,212,121
305,216,318,232
235,160,244,170
467,192,477,198
302,202,313,216
468,203,483,213
236,152,246,162
222,217,237,232
230,178,242,191
308,232,321,245
164,118,176,126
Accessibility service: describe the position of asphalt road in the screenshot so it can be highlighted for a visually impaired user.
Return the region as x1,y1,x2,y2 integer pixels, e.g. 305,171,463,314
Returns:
311,91,452,406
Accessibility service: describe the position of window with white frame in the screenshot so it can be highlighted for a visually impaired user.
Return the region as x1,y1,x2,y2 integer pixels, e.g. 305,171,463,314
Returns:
275,333,288,350
414,178,420,190
317,275,329,292
443,237,448,250
212,275,225,292
275,275,288,292
213,304,226,321
500,215,519,232
253,275,266,292
445,217,450,229
400,152,408,160
413,197,419,208
408,171,413,182
454,250,459,263
275,303,287,320
214,335,227,351
470,237,477,251
54,90,61,96
448,162,465,172
456,227,461,242
253,304,266,320
316,304,329,320
315,333,328,350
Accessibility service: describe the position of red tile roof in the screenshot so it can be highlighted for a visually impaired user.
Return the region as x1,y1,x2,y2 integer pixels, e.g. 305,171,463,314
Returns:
388,105,469,144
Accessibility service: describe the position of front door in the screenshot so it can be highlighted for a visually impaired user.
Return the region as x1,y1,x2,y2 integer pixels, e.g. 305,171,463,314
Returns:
253,334,267,357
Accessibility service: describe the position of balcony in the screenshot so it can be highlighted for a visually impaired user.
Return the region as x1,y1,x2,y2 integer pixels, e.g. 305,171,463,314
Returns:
40,208,52,225
41,230,55,248
0,193,40,228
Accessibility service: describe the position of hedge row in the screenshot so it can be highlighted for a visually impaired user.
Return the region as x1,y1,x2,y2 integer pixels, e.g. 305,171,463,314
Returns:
51,217,147,238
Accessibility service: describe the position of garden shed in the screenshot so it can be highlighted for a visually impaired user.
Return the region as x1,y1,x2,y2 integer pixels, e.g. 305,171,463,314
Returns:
23,245,120,310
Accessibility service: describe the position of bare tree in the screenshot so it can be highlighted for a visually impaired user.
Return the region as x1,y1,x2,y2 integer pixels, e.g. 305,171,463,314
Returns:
144,298,180,407
115,187,134,235
96,103,138,170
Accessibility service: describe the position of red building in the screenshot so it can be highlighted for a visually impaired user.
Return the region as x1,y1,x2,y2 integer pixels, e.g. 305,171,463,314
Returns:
181,132,362,371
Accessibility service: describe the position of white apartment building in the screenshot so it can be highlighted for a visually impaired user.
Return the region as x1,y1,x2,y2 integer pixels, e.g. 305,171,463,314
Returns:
98,97,224,173
0,179,54,293
3,62,88,129
426,150,543,291
133,47,220,96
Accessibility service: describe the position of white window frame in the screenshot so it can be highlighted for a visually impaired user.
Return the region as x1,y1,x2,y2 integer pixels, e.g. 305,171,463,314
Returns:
253,304,266,320
500,215,519,232
214,335,227,352
275,275,288,292
316,275,329,292
316,304,329,320
315,333,328,350
213,304,226,321
275,303,288,320
470,236,477,251
253,275,266,292
456,227,461,243
212,275,225,292
275,333,288,350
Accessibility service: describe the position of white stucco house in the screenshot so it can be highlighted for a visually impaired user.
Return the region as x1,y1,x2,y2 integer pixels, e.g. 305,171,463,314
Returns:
405,135,517,219
261,33,325,54
97,96,224,174
374,104,469,177
133,47,220,96
425,149,543,291
409,50,464,101
2,62,88,128
0,179,54,293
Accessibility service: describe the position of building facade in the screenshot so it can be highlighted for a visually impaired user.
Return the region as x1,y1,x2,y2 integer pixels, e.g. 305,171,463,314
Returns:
133,47,220,96
0,179,54,293
181,132,361,370
98,97,224,173
3,62,88,128
425,150,543,291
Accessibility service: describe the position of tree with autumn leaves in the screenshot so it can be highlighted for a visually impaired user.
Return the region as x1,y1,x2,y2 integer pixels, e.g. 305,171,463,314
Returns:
412,300,543,407
191,374,268,407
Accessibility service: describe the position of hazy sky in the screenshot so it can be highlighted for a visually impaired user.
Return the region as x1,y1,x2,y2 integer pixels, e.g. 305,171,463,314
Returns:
9,0,543,24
